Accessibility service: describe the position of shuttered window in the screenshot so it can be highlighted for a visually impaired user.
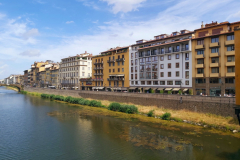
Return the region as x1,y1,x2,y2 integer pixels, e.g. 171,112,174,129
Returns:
212,28,223,35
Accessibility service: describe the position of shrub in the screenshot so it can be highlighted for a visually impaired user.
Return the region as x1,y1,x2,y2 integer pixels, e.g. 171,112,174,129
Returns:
160,90,164,94
78,98,85,105
171,117,183,122
108,102,121,111
20,91,27,94
147,110,154,117
150,89,154,93
161,112,171,120
89,100,102,107
125,105,138,114
69,98,79,104
168,91,172,94
41,94,50,98
189,89,193,95
82,99,90,106
178,90,182,95
49,94,55,99
64,96,72,102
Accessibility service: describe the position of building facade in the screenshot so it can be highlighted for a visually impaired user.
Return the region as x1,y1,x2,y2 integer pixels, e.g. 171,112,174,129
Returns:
59,52,92,89
89,46,130,91
192,21,239,96
130,30,193,94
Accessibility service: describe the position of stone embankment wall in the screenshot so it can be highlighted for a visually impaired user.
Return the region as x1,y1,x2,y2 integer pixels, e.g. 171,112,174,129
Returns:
24,87,236,117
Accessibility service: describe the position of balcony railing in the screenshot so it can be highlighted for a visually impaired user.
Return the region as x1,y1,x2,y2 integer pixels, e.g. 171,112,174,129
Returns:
181,47,189,51
172,48,180,52
139,54,144,57
159,51,164,54
144,53,151,57
107,78,125,81
165,50,172,53
107,60,115,63
116,58,125,62
94,61,103,65
92,78,103,81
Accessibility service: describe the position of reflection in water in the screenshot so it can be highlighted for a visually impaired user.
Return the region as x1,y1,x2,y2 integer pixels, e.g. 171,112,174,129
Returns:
1,87,240,160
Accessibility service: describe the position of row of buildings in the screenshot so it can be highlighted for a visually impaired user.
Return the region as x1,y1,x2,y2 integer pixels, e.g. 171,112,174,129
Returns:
2,21,239,97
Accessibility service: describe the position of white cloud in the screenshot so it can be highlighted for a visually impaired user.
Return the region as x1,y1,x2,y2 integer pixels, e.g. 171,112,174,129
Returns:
77,0,100,10
66,21,74,24
19,50,41,57
0,13,6,19
53,4,66,11
101,0,147,14
21,28,39,39
35,0,46,4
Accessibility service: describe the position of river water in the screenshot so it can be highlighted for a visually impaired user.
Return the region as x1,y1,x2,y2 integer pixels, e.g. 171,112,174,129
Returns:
0,87,240,160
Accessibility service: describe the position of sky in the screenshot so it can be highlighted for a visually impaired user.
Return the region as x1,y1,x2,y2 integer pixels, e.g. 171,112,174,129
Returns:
0,0,240,79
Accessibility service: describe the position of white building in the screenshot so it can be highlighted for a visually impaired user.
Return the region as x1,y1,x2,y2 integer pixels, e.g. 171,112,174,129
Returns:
59,51,92,89
130,30,194,94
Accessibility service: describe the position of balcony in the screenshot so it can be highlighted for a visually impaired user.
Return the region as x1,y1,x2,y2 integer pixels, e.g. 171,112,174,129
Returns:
94,61,103,65
226,72,235,77
210,63,219,67
225,40,234,45
226,62,235,66
107,60,115,63
116,58,125,62
165,50,172,54
225,51,235,56
196,44,204,49
159,51,164,54
107,78,125,81
144,53,151,57
196,73,204,78
210,42,219,48
139,54,144,57
151,51,158,56
181,47,189,51
172,48,180,52
92,78,103,81
195,54,204,58
196,64,204,68
210,52,220,57
210,73,219,77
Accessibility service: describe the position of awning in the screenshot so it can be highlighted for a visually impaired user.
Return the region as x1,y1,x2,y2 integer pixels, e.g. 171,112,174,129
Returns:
122,88,128,90
183,89,189,92
165,88,172,91
98,87,104,89
144,88,150,90
92,87,96,89
157,88,164,90
109,74,116,76
129,87,136,90
172,88,180,91
117,88,121,90
113,88,117,90
116,74,124,77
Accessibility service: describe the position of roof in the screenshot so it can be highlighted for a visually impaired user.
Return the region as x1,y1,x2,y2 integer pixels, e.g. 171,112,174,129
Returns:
101,46,129,53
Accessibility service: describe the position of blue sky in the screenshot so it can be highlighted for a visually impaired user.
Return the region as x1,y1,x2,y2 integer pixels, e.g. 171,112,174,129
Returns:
0,0,240,79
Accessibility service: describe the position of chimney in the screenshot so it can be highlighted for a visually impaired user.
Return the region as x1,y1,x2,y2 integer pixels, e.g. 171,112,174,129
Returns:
85,51,87,54
201,21,205,28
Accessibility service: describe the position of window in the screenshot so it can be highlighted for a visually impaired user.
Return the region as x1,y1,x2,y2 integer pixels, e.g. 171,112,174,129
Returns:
210,78,221,83
140,66,144,72
185,53,189,60
109,63,111,67
211,67,219,73
167,81,173,85
197,39,204,45
112,63,115,66
140,73,144,79
227,66,235,73
227,56,235,62
82,67,84,70
141,81,145,85
88,67,90,70
152,64,157,71
122,68,124,72
211,37,219,43
176,71,179,77
160,81,165,85
197,50,204,55
147,81,151,85
131,74,133,80
118,62,120,66
225,78,235,84
146,65,151,71
131,67,133,73
195,78,205,84
122,61,124,65
175,81,181,85
153,81,158,85
168,55,171,60
135,59,138,65
82,72,85,76
168,72,171,77
227,35,234,41
211,57,219,63
197,68,204,74
135,52,138,58
160,64,164,69
185,62,189,69
113,69,115,72
131,60,133,66
185,71,189,79
160,72,164,77
176,54,179,59
135,81,138,85
118,68,120,72
227,45,234,51
168,63,171,68
197,59,204,64
109,69,111,73
186,81,189,85
176,63,179,68
160,56,164,61
135,74,137,79
152,56,157,63
211,48,219,53
131,53,133,59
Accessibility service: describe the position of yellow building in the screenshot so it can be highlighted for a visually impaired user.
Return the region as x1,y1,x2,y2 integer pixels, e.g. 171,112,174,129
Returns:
50,67,59,88
192,21,239,96
235,28,240,105
91,46,130,91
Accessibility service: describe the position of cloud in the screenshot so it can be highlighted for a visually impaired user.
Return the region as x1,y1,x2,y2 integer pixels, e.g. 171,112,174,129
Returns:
77,0,100,10
19,50,41,57
0,13,6,19
92,20,99,24
35,0,46,4
21,28,39,39
101,0,147,14
53,4,66,11
66,21,74,24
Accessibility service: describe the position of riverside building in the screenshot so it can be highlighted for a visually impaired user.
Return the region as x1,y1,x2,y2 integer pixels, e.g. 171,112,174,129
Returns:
192,21,240,96
88,46,130,91
59,52,92,89
130,30,194,94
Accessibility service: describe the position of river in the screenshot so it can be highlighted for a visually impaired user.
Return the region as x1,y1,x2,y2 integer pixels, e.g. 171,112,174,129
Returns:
0,87,240,160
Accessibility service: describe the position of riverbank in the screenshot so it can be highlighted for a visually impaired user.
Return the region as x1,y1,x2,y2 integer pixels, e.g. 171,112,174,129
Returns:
5,86,19,92
21,91,240,134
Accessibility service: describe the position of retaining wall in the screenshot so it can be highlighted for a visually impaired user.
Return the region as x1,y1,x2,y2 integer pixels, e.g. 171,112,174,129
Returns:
24,87,236,117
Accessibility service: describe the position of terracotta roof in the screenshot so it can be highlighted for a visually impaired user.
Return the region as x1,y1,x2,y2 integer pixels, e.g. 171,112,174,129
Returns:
192,31,234,40
132,32,194,46
101,46,129,53
138,39,190,50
